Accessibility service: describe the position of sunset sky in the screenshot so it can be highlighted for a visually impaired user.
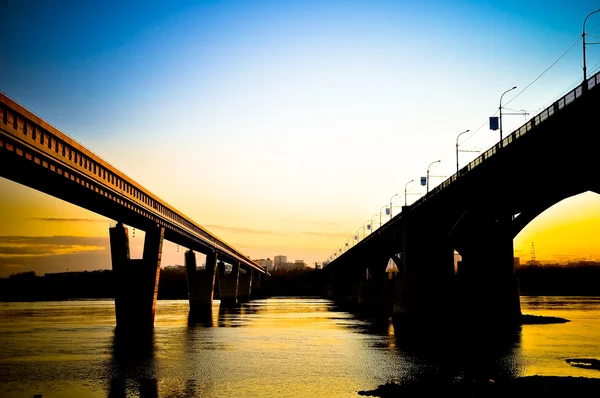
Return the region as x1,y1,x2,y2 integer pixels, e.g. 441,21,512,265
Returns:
1,0,599,276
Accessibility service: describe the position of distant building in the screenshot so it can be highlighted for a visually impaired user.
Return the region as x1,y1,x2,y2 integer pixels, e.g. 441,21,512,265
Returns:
514,257,520,268
254,258,274,272
274,255,287,270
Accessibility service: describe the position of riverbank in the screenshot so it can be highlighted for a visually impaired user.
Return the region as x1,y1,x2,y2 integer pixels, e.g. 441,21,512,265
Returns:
358,375,600,397
521,314,569,324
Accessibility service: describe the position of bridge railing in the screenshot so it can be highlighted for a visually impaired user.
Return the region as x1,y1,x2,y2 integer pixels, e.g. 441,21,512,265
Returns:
411,70,600,210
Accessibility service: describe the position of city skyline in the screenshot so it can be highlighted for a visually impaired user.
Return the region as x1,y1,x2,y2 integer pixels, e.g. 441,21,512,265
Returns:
1,1,600,277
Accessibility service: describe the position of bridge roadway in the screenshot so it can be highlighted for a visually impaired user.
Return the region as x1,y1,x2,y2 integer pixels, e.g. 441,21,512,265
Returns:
325,71,600,326
0,92,266,330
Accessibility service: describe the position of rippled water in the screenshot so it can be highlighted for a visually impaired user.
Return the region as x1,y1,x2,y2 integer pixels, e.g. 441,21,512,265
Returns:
0,296,599,397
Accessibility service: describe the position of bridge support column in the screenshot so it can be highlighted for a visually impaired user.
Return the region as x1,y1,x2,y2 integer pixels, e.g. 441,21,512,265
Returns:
110,222,164,331
455,219,521,326
337,267,359,308
253,272,263,297
217,261,239,306
186,250,217,317
238,268,253,301
392,222,456,324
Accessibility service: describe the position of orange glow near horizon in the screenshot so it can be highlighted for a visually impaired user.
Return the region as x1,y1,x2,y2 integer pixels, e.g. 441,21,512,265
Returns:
0,175,599,277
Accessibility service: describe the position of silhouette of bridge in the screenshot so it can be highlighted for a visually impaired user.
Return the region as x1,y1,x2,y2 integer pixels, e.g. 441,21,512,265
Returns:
0,93,266,331
324,71,600,326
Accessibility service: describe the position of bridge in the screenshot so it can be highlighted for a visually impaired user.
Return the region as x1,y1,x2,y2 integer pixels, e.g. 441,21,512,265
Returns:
324,71,600,326
0,93,267,331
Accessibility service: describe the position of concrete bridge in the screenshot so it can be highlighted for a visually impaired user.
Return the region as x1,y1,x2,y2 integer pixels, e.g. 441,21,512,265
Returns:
324,71,600,326
0,93,267,331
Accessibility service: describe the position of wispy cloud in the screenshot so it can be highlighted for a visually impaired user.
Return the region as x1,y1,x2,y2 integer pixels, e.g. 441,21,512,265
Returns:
0,249,111,277
282,220,341,226
0,236,108,258
302,231,349,238
30,217,108,223
203,225,275,235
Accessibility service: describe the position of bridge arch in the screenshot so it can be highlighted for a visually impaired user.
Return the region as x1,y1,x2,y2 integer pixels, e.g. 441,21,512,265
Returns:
513,191,600,263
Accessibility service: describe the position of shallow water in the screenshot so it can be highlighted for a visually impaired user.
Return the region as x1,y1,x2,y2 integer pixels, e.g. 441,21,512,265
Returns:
0,296,599,397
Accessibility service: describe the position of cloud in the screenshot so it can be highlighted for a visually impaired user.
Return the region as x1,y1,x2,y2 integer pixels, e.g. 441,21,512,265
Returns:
0,236,109,258
281,220,341,226
0,236,113,277
30,217,108,223
0,249,112,277
302,231,349,238
203,225,275,235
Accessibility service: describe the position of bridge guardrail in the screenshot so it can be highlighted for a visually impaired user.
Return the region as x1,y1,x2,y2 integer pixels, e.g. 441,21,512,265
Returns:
412,71,600,210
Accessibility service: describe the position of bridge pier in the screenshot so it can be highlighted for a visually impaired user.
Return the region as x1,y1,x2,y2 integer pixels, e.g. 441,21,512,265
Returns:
392,221,456,324
217,260,240,306
109,222,164,331
335,257,360,308
185,250,218,318
253,272,264,297
238,268,253,302
455,217,521,326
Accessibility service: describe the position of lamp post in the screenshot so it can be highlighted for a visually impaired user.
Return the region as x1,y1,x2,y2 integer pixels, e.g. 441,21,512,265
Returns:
500,86,517,146
389,193,399,219
455,129,470,173
404,180,414,206
426,160,441,193
379,205,387,227
363,220,370,239
370,214,379,234
583,9,600,84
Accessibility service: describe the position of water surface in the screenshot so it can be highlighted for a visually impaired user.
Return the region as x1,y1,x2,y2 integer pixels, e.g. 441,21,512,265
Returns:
0,296,599,397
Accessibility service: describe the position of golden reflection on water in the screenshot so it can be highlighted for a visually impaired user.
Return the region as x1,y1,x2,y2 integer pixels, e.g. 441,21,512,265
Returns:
519,296,600,378
387,322,396,350
0,297,599,397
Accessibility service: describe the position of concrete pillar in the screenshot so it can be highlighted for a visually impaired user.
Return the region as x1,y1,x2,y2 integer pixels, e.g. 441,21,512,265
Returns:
110,222,164,331
392,223,455,323
254,272,262,297
185,250,217,317
217,261,239,306
455,218,521,326
238,268,253,301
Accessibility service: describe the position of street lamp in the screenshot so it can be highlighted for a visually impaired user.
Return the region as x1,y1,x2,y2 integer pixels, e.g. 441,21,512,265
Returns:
389,193,399,219
426,160,441,193
583,9,600,84
404,180,414,206
379,205,388,227
455,129,470,173
370,214,379,234
500,86,517,146
363,220,370,239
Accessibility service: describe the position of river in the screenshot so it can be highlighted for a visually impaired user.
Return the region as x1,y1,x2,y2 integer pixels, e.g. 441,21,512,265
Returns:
0,296,599,397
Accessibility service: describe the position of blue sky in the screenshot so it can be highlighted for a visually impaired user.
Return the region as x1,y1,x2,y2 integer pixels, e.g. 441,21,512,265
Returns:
1,0,600,272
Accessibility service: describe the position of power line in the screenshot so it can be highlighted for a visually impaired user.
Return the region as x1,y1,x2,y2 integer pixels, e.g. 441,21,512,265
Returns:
504,36,581,108
440,23,595,168
448,32,587,155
